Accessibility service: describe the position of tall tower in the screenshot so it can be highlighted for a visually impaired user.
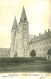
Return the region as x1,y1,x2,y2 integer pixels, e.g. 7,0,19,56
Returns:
18,7,29,57
10,7,29,57
10,16,17,57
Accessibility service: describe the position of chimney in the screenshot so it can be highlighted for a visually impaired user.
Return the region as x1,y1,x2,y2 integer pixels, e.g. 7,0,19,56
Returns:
45,30,47,34
34,35,36,38
39,33,41,36
48,29,50,32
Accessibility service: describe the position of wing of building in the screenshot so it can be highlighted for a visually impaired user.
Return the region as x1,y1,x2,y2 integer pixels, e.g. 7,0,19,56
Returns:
29,29,51,57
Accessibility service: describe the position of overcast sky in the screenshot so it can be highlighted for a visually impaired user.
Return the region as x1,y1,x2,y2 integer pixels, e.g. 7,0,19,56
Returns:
0,0,51,48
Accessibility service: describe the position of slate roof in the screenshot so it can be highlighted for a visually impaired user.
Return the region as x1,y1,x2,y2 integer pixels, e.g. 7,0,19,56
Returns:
29,29,51,44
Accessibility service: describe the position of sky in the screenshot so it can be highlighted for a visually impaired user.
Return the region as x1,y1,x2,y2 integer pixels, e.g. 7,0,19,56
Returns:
0,0,51,48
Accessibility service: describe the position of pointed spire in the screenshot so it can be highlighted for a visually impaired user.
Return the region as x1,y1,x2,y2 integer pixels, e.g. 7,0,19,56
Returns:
20,6,28,22
12,16,18,29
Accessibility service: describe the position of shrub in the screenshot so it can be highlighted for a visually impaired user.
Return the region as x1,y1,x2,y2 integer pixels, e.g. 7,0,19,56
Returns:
30,49,36,57
47,48,51,56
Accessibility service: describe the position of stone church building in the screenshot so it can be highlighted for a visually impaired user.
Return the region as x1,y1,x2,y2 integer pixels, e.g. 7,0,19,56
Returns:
11,7,29,57
10,7,51,58
0,7,51,58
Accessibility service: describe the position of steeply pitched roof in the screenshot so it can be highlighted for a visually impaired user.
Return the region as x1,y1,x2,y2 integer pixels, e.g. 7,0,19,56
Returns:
12,16,18,29
20,7,28,22
29,30,51,44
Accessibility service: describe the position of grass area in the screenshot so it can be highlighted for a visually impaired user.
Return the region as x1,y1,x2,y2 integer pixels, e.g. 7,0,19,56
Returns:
0,62,51,72
0,57,51,72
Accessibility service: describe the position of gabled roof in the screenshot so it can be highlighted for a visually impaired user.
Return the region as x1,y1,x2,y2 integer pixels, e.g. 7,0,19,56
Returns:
29,30,51,44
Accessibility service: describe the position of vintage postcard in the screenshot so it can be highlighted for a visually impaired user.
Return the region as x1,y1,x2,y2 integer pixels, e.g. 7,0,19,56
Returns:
0,0,51,79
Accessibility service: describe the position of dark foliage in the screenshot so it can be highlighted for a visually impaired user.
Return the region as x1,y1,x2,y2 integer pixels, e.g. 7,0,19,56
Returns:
0,57,47,67
30,49,36,57
14,51,17,57
47,48,51,56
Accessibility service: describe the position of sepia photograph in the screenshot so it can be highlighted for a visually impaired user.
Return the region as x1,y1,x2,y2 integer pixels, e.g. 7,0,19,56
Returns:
0,0,51,78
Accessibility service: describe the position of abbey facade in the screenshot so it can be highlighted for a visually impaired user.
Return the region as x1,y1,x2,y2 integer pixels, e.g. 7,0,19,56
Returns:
10,7,51,58
11,7,29,57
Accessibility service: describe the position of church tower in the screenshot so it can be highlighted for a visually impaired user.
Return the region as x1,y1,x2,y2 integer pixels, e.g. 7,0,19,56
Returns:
10,16,18,57
10,7,29,57
18,7,29,57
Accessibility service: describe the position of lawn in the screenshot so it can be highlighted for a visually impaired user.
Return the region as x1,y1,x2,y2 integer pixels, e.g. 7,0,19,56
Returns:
0,57,51,72
0,62,51,72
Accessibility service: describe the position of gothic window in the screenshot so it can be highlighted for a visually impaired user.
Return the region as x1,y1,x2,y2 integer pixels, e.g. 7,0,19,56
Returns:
24,49,25,56
24,32,27,38
43,48,45,51
24,18,26,21
43,41,45,45
35,44,36,47
23,25,27,30
24,32,25,37
40,42,41,45
46,40,49,44
26,49,27,54
46,41,47,44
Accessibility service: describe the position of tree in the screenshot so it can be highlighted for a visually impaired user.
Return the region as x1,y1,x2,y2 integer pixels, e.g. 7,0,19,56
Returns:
47,48,51,56
14,51,17,57
30,49,36,57
47,48,51,60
